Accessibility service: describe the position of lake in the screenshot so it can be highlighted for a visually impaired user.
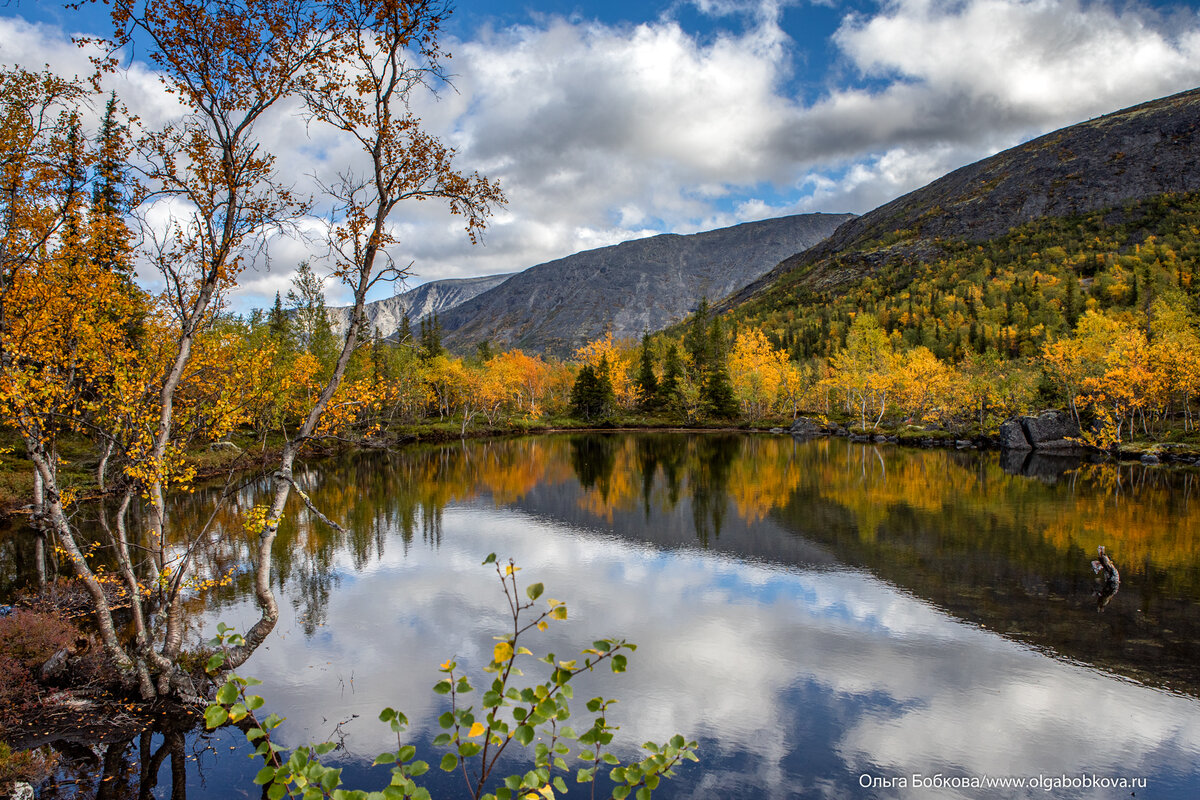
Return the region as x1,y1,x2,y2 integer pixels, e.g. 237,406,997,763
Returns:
10,432,1200,798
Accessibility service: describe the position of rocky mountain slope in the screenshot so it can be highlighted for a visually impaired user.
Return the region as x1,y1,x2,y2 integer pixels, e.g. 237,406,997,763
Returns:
438,213,853,357
726,86,1200,311
327,273,513,337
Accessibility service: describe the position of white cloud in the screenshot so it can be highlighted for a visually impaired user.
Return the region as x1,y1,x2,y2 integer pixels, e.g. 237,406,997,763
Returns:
6,0,1200,313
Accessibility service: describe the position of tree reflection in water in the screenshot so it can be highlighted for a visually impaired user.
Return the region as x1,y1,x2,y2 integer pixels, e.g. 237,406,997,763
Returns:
3,433,1200,797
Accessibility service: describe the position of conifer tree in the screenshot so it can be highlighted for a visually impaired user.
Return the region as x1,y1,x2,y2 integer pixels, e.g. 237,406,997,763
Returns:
268,291,289,340
657,343,682,409
90,92,132,277
419,312,443,359
636,331,659,409
702,361,738,420
684,297,711,373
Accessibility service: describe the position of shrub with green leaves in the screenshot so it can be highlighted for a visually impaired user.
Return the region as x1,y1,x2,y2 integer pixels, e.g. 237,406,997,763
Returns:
205,554,698,800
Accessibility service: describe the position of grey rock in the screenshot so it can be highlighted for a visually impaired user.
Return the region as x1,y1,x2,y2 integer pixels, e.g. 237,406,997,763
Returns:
769,427,784,434
999,418,1032,450
1141,453,1161,465
327,273,515,338
999,410,1082,451
11,782,34,800
1022,409,1081,451
789,416,826,436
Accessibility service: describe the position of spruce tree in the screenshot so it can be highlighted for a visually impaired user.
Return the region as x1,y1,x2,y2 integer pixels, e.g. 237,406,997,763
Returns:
702,362,738,420
269,291,289,340
657,343,682,409
419,313,443,360
683,298,711,373
91,93,132,276
635,332,659,409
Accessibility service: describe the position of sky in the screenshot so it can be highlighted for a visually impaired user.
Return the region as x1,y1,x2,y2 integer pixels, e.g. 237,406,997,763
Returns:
4,0,1200,311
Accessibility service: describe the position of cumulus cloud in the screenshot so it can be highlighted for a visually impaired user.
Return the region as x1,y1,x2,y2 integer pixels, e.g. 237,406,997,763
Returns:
6,0,1200,311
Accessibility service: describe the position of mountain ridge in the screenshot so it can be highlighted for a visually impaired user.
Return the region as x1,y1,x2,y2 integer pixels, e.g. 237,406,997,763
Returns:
437,212,854,357
726,86,1200,311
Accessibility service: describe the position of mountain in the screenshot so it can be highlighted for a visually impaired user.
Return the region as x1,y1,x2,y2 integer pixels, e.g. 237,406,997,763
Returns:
727,87,1200,313
437,213,854,357
327,273,514,337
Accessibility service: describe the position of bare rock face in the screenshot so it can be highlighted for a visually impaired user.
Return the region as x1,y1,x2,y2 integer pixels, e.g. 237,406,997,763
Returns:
439,213,853,357
326,273,515,337
729,86,1200,308
999,410,1082,451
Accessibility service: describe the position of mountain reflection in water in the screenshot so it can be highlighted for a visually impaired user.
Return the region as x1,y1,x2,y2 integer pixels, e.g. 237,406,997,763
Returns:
8,432,1200,799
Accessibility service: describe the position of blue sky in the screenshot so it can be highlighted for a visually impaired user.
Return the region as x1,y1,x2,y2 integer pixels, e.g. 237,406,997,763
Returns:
4,0,1200,309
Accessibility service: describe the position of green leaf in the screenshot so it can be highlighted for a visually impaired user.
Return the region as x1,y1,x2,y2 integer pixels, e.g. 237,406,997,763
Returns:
611,654,627,673
246,694,265,711
315,742,337,756
482,690,503,707
205,652,225,673
398,745,416,762
267,782,286,800
216,682,239,705
409,761,429,776
586,698,602,713
320,767,342,791
438,711,455,729
204,705,228,729
433,680,452,695
482,553,497,565
439,753,458,772
553,777,568,794
525,582,544,601
504,775,522,791
514,725,535,746
413,789,431,800
254,766,277,785
637,787,651,800
373,752,395,766
612,787,630,800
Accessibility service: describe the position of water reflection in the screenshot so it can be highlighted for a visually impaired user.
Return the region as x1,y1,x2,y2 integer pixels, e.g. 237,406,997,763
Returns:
8,433,1200,798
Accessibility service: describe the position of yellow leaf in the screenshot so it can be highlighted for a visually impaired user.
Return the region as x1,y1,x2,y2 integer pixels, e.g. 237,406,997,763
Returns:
493,641,513,663
468,722,485,738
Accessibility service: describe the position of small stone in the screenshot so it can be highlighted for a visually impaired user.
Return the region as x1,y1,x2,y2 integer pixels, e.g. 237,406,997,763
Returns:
1140,453,1160,465
12,782,35,800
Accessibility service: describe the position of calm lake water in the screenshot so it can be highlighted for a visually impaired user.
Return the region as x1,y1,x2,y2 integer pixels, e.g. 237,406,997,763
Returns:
9,432,1200,798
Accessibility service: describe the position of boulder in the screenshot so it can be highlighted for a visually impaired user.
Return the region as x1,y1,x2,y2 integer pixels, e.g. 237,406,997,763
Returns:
998,410,1082,451
1022,409,1080,451
998,418,1032,450
789,417,825,437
